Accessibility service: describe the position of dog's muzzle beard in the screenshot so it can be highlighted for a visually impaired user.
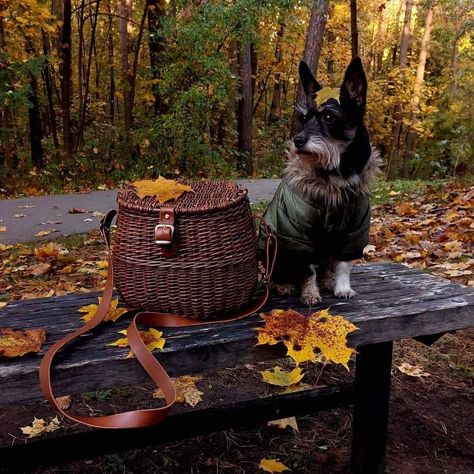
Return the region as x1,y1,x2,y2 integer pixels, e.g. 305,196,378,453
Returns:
294,137,342,170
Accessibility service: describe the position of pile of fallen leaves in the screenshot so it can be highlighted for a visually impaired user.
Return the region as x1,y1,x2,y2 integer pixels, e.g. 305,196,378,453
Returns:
366,183,473,287
0,232,107,303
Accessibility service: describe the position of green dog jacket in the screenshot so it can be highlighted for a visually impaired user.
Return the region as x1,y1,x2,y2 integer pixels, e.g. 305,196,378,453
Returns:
259,178,370,262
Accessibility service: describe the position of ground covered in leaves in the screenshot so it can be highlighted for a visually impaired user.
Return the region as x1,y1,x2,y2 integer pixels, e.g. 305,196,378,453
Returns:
0,181,473,473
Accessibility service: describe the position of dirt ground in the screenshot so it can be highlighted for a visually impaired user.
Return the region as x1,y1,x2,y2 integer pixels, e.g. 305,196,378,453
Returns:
1,328,472,474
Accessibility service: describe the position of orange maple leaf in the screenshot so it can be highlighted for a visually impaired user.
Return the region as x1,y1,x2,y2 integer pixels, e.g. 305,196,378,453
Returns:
0,328,46,358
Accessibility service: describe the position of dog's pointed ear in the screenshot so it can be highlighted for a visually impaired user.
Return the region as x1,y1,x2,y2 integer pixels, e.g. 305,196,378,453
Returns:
299,61,322,96
340,57,367,116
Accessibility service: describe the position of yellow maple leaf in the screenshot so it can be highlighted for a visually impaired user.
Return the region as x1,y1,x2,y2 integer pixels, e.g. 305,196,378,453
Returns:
108,328,166,358
153,375,203,407
314,87,340,107
261,366,304,387
132,176,194,203
0,328,46,358
34,242,62,261
20,417,60,438
259,458,290,473
78,297,127,323
257,308,358,369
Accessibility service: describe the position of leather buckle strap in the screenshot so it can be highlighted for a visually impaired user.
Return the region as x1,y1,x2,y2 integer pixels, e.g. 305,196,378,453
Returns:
155,224,174,244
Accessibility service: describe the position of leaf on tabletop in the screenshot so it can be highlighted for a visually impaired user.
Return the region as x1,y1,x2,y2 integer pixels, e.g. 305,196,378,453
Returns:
133,176,194,202
256,309,358,369
78,297,127,323
0,328,46,358
20,417,60,438
0,226,6,232
153,375,203,407
261,366,304,387
259,459,290,473
108,328,165,358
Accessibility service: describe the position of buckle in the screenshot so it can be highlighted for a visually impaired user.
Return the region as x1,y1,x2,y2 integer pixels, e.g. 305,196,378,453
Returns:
155,224,174,245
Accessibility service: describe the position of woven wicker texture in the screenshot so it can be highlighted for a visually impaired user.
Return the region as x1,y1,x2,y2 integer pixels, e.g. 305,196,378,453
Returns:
113,181,258,319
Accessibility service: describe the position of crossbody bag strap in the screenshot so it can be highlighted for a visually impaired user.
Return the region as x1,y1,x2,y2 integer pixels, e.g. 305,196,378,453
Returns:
39,210,277,429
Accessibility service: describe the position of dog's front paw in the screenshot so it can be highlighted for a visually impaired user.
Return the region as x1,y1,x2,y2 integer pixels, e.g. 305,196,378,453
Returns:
273,283,298,297
334,286,356,299
301,278,322,306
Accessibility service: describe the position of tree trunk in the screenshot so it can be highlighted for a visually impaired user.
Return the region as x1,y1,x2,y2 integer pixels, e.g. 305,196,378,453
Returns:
268,22,285,125
236,42,253,176
291,0,329,136
42,30,59,151
106,0,115,122
118,0,133,134
450,17,461,94
350,0,358,58
27,72,44,168
147,0,166,115
76,0,100,149
386,0,414,179
375,4,387,75
403,6,434,178
59,0,73,158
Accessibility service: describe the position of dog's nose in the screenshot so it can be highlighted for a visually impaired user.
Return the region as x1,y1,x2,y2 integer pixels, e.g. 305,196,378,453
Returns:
294,136,305,149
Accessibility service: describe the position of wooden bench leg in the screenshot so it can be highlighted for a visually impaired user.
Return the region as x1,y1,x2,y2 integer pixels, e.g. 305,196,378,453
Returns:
351,341,393,474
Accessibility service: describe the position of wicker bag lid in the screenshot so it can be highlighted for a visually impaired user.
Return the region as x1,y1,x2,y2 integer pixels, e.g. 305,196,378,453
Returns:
117,180,247,215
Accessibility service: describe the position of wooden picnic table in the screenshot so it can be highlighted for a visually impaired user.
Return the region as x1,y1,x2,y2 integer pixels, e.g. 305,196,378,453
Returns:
1,262,473,473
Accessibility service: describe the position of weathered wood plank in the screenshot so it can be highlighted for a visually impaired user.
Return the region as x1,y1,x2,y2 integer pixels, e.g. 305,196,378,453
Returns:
0,384,354,469
1,263,473,404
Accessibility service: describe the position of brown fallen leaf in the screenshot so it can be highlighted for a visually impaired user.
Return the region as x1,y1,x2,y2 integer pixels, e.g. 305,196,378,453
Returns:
0,226,7,232
68,208,88,214
133,176,194,203
0,302,8,308
20,417,60,438
0,328,46,357
30,262,52,276
55,395,72,411
268,416,299,431
35,230,51,237
397,362,431,378
153,375,203,407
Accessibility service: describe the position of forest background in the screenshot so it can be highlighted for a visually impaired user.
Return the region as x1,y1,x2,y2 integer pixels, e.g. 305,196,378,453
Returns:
0,0,472,196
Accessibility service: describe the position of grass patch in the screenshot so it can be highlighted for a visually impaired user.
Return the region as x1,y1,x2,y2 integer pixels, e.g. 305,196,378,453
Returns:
371,178,450,204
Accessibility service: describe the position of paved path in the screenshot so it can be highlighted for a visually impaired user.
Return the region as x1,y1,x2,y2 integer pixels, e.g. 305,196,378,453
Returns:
0,179,280,244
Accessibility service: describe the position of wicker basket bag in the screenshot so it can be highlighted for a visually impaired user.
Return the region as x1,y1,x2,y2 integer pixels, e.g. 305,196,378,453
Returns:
113,180,260,319
40,180,276,430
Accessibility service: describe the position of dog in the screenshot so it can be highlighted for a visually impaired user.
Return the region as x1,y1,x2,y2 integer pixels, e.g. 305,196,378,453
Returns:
259,57,380,305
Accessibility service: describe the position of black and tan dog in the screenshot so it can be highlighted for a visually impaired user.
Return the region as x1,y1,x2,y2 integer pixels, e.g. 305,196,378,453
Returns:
259,57,380,305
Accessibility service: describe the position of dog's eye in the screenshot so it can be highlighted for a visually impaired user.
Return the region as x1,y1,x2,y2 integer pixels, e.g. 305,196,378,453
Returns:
323,111,335,123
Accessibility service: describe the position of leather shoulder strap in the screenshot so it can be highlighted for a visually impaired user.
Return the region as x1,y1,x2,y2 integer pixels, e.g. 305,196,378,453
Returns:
39,211,277,429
